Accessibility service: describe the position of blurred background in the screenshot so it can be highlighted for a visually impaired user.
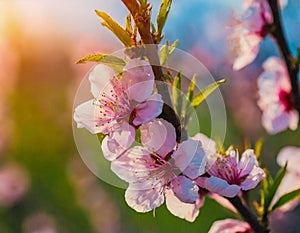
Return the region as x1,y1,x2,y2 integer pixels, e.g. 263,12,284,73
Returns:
0,0,300,232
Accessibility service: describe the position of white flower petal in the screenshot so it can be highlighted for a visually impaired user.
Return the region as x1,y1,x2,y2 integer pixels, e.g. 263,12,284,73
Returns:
277,146,300,174
73,100,107,134
101,122,135,161
88,64,115,98
165,189,202,222
125,186,164,213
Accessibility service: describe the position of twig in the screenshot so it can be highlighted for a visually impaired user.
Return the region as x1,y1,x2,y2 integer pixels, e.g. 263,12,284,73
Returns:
227,196,269,233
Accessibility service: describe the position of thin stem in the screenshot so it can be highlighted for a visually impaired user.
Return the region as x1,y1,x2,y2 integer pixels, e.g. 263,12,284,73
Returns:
121,0,185,141
227,196,269,233
267,0,300,112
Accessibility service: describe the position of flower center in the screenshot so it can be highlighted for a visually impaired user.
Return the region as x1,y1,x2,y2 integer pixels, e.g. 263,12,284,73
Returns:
278,89,294,112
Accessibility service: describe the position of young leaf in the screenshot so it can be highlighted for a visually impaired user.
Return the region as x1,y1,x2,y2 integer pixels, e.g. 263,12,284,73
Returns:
186,74,196,102
172,71,183,116
160,40,169,65
160,39,178,65
191,79,226,107
263,163,287,215
157,0,172,42
76,54,127,73
271,188,300,212
183,74,196,126
95,10,132,47
254,138,264,161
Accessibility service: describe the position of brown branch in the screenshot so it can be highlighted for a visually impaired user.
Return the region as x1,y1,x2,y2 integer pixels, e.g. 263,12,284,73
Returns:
121,0,184,141
268,0,300,112
227,196,269,233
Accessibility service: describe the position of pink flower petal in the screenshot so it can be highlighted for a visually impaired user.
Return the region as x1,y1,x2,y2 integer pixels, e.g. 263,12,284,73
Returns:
171,139,203,176
261,104,290,134
133,94,163,126
125,186,164,213
238,149,257,177
277,146,300,173
88,64,116,98
240,166,265,190
140,118,176,157
171,176,199,204
165,189,202,222
197,176,241,198
208,219,252,233
101,121,135,161
123,59,155,102
232,32,261,70
111,146,153,183
191,133,216,155
73,100,109,134
182,142,206,179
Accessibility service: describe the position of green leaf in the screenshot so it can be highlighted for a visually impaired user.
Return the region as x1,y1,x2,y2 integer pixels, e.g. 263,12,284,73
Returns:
271,188,300,212
186,75,196,102
95,10,132,47
183,74,196,126
76,54,127,73
263,163,287,215
157,0,172,42
191,79,226,107
172,71,183,117
160,39,178,65
125,13,132,34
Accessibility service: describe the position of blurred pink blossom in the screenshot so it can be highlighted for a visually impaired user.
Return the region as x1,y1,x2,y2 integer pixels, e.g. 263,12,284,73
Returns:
257,57,298,134
0,164,30,207
271,146,300,212
111,119,206,221
230,0,272,70
23,212,57,233
208,219,253,233
195,134,265,197
74,59,163,160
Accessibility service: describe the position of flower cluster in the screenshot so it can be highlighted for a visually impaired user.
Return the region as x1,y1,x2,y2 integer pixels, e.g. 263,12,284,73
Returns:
74,61,265,221
229,0,298,135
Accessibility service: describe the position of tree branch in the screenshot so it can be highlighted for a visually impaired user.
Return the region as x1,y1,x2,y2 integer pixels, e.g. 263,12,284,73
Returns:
268,0,300,112
227,196,269,233
121,0,185,141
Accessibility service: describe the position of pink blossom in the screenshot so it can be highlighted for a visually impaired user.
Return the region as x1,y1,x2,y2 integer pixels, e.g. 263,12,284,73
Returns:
74,59,163,160
197,146,265,198
208,219,253,233
271,146,300,212
258,57,299,134
230,0,272,70
111,119,206,221
0,164,30,207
